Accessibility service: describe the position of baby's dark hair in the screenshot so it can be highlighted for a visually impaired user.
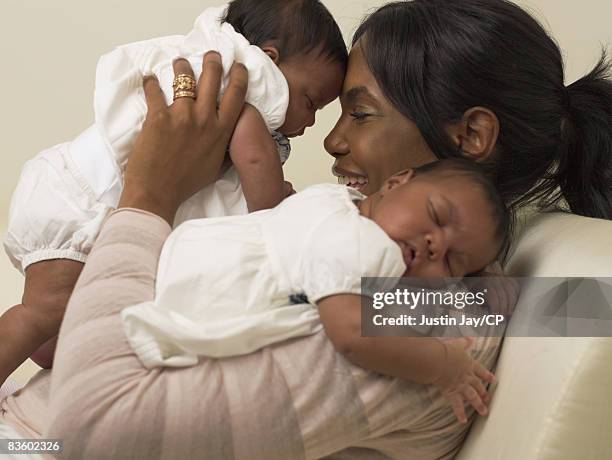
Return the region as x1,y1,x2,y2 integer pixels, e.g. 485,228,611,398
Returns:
223,0,348,66
413,159,514,262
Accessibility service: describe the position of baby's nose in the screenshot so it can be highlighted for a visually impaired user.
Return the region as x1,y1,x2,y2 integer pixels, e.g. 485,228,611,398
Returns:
306,111,316,128
425,233,448,261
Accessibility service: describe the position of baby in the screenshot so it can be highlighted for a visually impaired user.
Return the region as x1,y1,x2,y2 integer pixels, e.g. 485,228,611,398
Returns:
122,159,511,422
0,0,346,385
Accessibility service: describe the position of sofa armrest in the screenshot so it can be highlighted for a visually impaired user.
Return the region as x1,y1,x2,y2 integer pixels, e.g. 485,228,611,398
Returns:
457,337,612,459
457,213,612,460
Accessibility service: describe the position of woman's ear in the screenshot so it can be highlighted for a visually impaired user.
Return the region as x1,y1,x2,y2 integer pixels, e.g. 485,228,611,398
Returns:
379,169,415,196
261,44,280,64
446,107,499,162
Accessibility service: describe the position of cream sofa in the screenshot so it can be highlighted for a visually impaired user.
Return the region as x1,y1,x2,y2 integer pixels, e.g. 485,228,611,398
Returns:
457,213,612,460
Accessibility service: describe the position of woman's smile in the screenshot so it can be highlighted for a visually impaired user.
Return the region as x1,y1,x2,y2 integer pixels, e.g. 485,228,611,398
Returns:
332,163,369,192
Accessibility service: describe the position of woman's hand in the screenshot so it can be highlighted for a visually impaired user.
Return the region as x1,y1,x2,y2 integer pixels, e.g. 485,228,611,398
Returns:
118,53,248,224
434,337,496,424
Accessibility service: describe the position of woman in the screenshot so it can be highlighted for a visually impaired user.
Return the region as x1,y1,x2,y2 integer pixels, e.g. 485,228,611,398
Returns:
4,55,495,460
2,1,611,459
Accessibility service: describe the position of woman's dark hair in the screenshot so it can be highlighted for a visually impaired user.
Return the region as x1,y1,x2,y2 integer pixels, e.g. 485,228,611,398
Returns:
223,0,348,65
414,158,513,261
353,0,612,219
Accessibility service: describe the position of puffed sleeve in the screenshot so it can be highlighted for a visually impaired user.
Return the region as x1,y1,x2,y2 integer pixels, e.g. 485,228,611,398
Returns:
299,212,406,303
93,4,290,171
184,5,290,131
236,46,290,132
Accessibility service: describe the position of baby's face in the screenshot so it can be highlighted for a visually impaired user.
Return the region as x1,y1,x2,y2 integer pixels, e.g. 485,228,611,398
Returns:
277,51,345,138
365,172,501,278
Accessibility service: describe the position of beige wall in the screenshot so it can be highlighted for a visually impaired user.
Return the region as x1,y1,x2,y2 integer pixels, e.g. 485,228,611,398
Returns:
0,1,610,382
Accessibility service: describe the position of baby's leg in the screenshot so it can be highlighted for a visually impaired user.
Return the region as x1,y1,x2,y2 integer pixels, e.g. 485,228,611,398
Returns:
0,260,83,384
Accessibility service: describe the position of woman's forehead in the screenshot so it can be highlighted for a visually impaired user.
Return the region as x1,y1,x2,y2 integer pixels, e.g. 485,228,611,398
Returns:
342,44,384,100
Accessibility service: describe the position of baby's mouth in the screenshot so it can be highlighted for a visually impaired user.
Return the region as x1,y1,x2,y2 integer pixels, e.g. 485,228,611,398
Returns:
397,241,417,272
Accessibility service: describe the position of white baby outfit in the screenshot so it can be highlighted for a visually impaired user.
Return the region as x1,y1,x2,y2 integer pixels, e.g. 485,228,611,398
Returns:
121,184,407,368
4,4,291,273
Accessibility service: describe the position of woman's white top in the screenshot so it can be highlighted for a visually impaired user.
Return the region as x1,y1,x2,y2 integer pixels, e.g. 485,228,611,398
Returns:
121,184,407,368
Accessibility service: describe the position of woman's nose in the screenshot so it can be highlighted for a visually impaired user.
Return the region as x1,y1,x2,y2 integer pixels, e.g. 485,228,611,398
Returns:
324,120,349,158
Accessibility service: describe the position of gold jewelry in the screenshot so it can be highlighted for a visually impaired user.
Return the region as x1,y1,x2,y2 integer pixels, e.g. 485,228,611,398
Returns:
172,74,197,92
173,90,197,101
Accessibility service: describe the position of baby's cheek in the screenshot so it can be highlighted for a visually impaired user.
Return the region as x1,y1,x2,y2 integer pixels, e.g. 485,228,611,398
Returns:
288,111,310,134
287,107,300,129
282,105,298,129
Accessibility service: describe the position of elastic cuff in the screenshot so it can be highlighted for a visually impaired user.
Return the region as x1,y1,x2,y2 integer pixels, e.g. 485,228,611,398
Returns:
22,249,88,273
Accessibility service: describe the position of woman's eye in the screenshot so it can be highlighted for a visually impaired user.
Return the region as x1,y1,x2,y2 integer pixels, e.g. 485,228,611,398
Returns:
350,111,370,121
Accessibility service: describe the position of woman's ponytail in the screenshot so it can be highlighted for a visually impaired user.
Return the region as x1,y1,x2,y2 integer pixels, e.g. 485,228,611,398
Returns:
557,52,612,219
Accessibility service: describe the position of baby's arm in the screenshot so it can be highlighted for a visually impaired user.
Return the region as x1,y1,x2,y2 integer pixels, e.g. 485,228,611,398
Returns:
318,294,495,424
229,104,285,212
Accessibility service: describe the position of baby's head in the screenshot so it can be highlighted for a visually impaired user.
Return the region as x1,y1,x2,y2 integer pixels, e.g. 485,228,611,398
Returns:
361,159,512,278
224,0,347,137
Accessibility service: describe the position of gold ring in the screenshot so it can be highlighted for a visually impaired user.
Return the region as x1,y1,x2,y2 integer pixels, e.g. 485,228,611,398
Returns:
174,90,197,101
173,74,197,92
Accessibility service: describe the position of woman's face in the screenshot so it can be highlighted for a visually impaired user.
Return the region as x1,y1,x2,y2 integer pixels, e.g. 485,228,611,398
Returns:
324,43,438,196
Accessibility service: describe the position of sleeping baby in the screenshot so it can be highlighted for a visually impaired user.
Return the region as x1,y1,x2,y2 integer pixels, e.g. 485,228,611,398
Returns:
122,158,512,423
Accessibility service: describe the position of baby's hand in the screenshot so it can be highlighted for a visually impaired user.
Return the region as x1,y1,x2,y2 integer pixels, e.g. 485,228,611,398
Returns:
434,337,496,424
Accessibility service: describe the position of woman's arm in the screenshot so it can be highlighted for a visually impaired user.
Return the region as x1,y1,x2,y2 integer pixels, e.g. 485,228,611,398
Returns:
229,104,285,212
44,54,248,456
45,208,169,457
318,293,495,423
